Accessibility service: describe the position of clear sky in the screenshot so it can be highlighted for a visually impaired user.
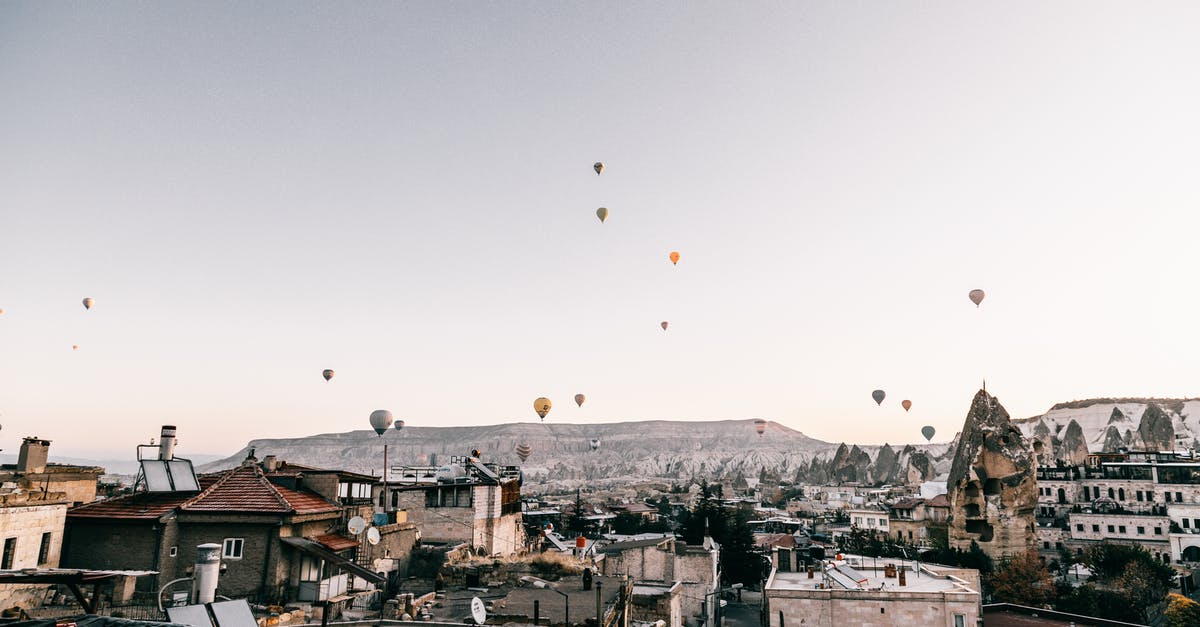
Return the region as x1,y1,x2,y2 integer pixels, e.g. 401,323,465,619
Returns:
2,2,1199,458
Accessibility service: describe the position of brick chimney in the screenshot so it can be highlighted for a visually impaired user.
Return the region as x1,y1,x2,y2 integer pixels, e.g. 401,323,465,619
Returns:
17,437,50,474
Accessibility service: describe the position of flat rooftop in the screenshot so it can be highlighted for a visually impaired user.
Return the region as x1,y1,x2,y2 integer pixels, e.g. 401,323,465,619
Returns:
767,558,977,595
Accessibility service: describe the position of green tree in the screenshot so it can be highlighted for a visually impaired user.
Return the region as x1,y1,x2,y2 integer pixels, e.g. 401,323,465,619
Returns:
987,550,1055,607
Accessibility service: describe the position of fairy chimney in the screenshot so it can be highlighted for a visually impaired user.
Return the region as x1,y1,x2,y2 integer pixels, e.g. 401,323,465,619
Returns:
947,389,1037,559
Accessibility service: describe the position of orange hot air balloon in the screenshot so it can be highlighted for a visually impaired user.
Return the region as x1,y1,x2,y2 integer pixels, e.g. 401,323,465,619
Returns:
754,419,767,436
968,289,985,307
516,444,532,462
575,394,586,407
72,345,78,351
534,397,552,420
669,251,680,265
901,400,912,412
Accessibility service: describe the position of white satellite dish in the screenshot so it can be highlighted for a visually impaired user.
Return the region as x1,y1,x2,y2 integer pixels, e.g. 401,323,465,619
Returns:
348,516,366,535
367,527,381,545
470,597,486,625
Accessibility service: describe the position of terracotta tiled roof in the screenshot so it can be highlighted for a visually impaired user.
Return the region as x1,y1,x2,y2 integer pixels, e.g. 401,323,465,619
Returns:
754,533,797,549
314,534,359,552
926,494,950,508
70,464,338,518
68,492,190,520
276,485,340,515
890,498,925,510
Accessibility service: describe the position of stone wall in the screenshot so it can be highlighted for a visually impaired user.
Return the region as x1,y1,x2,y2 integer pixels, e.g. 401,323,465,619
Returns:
0,498,68,609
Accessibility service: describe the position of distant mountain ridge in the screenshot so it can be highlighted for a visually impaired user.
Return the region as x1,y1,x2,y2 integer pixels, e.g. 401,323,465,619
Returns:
200,419,953,492
1013,398,1200,464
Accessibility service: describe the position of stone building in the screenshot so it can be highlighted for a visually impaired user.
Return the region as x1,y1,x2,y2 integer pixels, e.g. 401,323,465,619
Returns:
386,459,524,556
0,437,105,506
947,389,1037,559
598,535,719,627
887,494,950,547
764,554,981,627
0,487,70,608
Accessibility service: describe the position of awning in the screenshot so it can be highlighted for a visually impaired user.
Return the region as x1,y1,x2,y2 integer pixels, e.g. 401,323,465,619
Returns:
280,537,385,584
314,534,360,552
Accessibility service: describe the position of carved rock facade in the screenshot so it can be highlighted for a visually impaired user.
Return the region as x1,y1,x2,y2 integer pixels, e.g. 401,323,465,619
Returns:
947,389,1037,558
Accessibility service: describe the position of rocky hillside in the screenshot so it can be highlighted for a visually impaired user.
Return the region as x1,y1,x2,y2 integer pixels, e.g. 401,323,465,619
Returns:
201,419,953,492
1013,398,1200,464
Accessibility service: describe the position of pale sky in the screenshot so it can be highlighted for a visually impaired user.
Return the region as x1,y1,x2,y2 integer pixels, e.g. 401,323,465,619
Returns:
2,2,1199,458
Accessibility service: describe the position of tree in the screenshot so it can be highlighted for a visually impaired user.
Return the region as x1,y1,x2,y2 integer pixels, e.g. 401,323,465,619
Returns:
568,489,587,534
987,550,1055,607
1165,593,1200,627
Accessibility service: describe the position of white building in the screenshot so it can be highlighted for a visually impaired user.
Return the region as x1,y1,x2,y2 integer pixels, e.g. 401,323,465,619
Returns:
764,553,981,627
0,487,69,608
847,506,889,537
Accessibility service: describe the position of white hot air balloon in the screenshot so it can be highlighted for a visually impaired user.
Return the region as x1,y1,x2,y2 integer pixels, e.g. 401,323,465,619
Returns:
369,410,394,436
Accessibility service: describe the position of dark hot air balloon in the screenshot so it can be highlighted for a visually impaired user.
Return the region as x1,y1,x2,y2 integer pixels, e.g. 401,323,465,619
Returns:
594,162,605,175
921,426,936,442
968,289,985,307
322,369,334,382
596,207,609,223
575,394,586,407
872,390,886,405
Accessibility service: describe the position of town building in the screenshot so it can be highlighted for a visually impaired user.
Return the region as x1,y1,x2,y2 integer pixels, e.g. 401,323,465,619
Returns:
847,505,889,538
61,428,416,605
597,535,719,627
0,486,70,608
1033,450,1200,565
764,552,982,627
0,437,105,506
886,494,949,547
386,458,524,556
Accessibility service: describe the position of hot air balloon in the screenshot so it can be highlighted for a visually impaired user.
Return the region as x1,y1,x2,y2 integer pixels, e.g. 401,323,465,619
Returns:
82,298,94,310
394,420,405,431
594,162,605,175
589,438,600,451
968,289,985,307
322,369,334,382
596,207,609,223
872,390,886,405
901,400,912,412
575,394,586,407
369,410,393,436
669,251,680,265
0,308,4,316
515,443,532,462
921,426,936,442
534,397,552,420
754,419,767,436
660,321,669,331
72,345,78,351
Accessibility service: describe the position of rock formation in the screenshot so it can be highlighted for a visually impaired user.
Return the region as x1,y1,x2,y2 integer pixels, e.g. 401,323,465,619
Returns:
1137,403,1175,451
1057,420,1090,465
947,389,1037,559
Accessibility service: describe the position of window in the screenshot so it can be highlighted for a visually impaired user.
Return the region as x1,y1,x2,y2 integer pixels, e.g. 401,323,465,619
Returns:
1043,541,1050,549
1137,527,1145,535
2,538,15,569
1094,486,1101,499
954,614,966,627
38,533,52,565
222,538,244,559
1155,527,1163,535
1118,526,1126,534
1177,492,1183,503
1119,488,1125,501
1076,524,1084,531
1092,525,1100,532
1107,525,1115,533
300,555,322,581
169,546,178,558
1108,488,1115,499
1148,491,1154,501
1185,519,1191,529
1137,491,1144,502
1194,519,1200,529
1167,493,1172,503
1056,542,1064,550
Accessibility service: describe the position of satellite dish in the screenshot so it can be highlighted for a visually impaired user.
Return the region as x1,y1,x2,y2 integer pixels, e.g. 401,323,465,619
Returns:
367,527,381,545
348,516,366,535
470,597,486,625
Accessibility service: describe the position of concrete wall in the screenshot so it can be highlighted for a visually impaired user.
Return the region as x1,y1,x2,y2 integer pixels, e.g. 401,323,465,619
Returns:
767,589,979,627
601,544,673,581
1067,512,1169,542
394,489,474,545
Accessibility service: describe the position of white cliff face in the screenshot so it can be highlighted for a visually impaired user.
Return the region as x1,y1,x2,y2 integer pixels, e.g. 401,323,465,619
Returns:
199,419,954,492
1013,398,1200,458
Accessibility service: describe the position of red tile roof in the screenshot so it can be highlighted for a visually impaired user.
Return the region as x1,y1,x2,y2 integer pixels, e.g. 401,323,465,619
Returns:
890,498,925,510
69,464,338,519
314,534,360,552
926,494,950,508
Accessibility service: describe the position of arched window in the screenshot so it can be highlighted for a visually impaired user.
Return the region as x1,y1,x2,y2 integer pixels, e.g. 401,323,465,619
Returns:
1108,487,1115,499
1119,488,1125,501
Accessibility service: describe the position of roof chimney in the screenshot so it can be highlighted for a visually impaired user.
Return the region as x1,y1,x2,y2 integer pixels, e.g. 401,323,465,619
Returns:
159,425,177,461
262,455,278,472
18,437,50,474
